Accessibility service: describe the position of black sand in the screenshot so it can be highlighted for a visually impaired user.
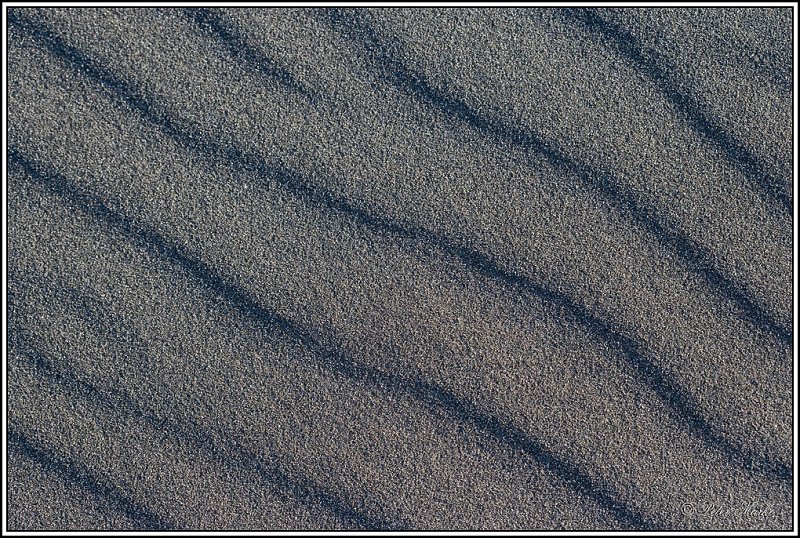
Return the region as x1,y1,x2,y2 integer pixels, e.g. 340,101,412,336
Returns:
5,7,795,531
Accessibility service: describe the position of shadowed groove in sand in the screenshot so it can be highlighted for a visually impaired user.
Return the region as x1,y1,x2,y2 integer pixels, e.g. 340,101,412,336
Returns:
559,8,793,216
6,10,792,484
8,150,655,531
7,428,176,530
6,327,403,531
8,276,402,530
315,8,792,349
179,7,318,103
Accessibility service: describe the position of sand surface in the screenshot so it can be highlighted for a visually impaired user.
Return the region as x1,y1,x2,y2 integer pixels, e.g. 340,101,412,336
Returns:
6,7,794,531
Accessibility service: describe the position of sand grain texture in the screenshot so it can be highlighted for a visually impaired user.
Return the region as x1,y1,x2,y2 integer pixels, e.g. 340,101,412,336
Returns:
5,6,795,531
